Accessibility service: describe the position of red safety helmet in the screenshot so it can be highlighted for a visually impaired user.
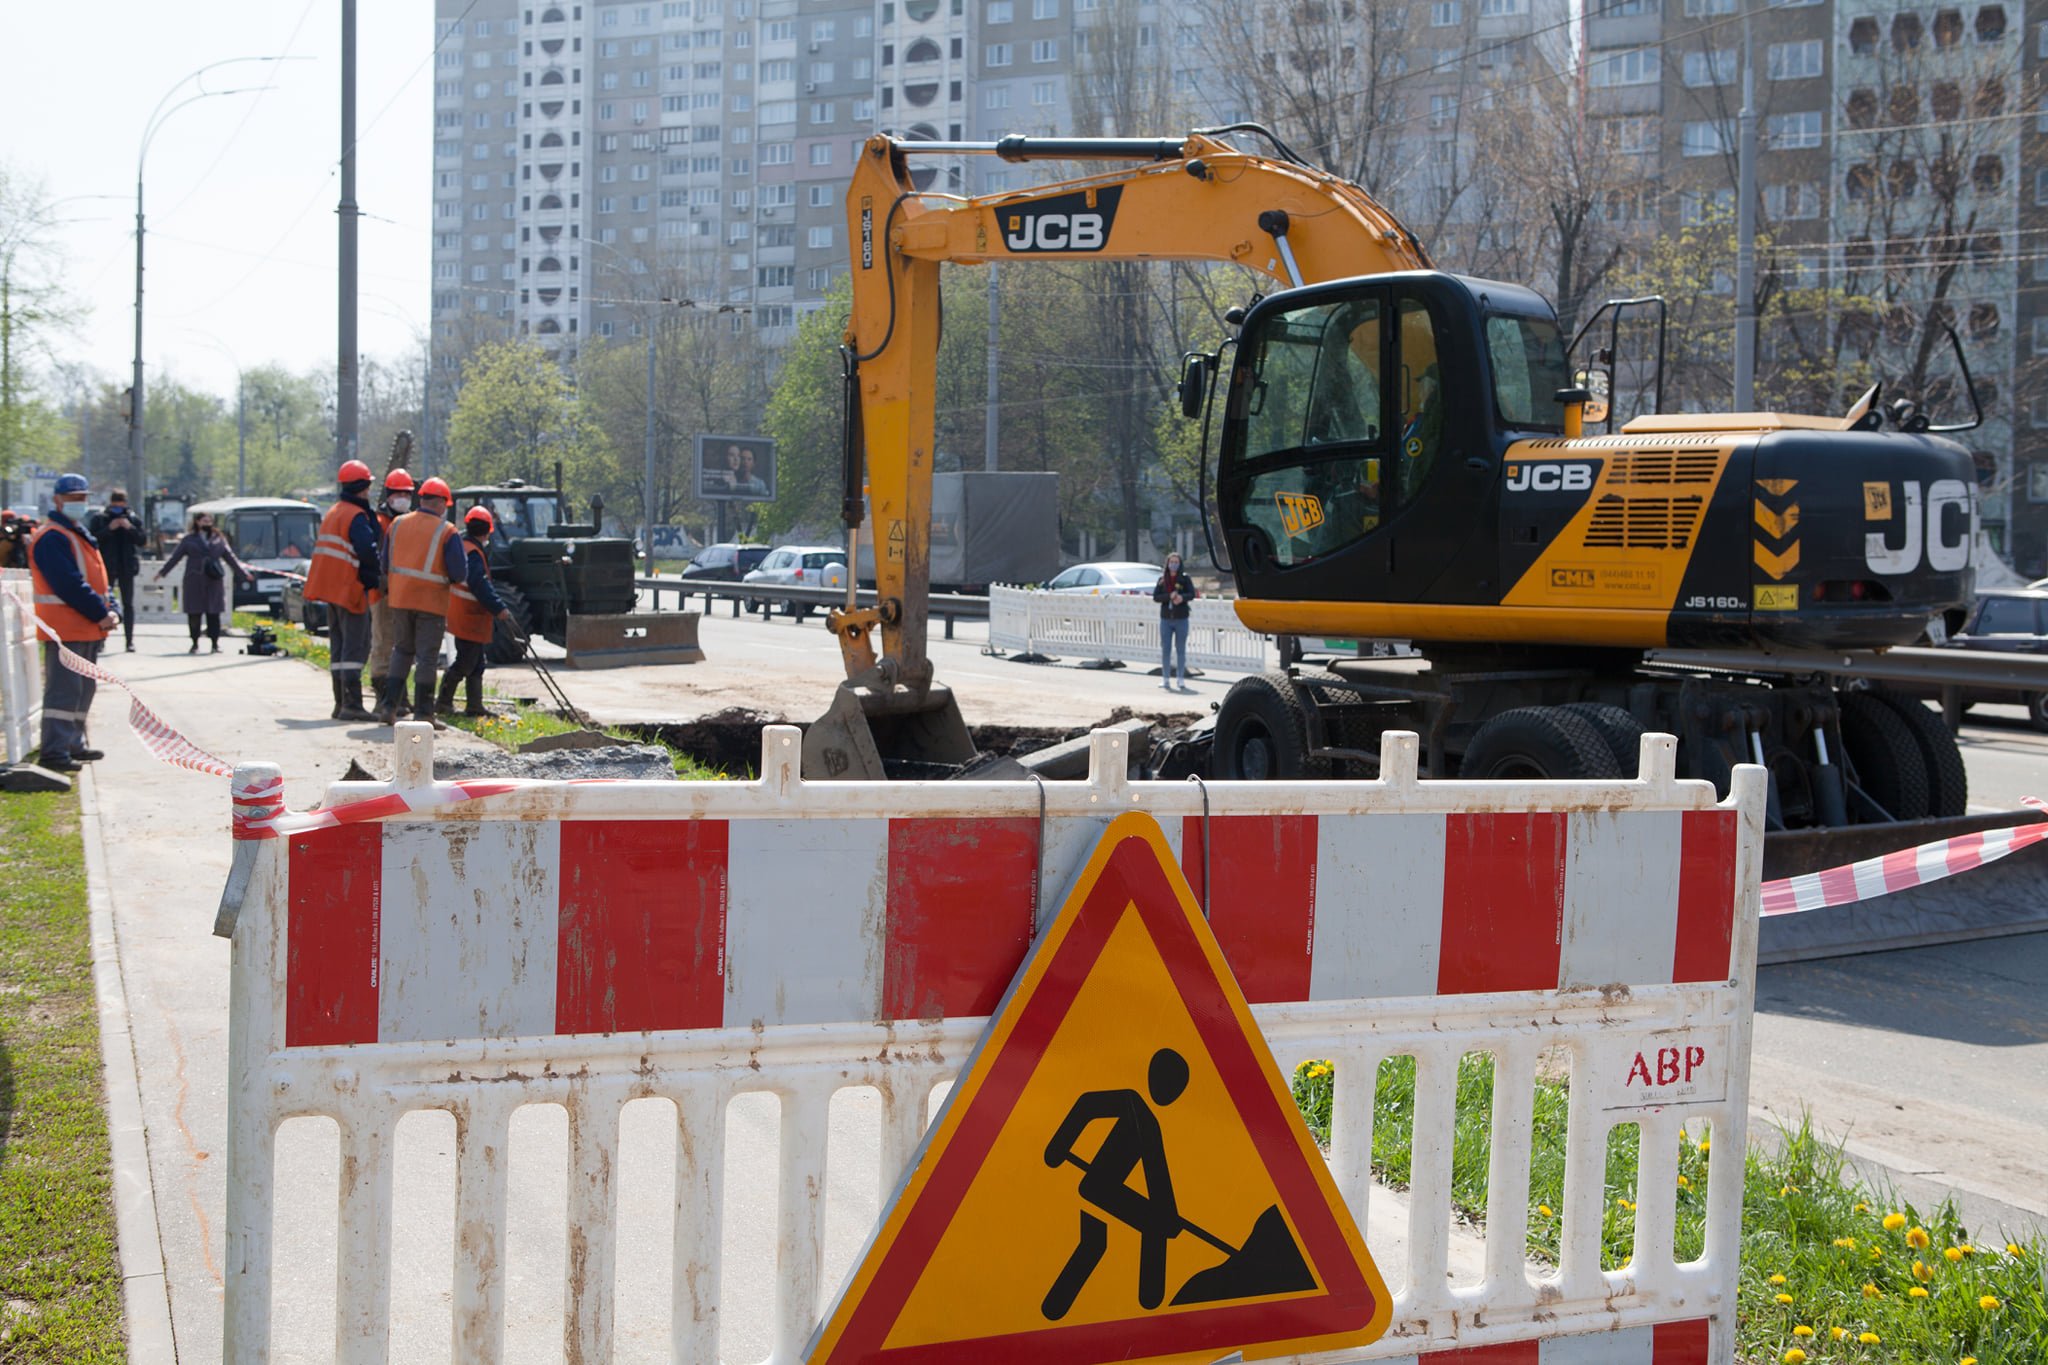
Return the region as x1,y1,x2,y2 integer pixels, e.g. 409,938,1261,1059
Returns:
418,477,453,500
463,506,495,533
338,459,373,483
384,468,416,492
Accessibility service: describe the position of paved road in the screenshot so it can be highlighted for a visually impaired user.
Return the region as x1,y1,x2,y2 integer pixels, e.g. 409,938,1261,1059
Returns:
78,614,2048,1361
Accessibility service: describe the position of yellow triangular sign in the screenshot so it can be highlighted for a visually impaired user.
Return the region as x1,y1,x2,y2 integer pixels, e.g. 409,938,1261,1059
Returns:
806,812,1391,1365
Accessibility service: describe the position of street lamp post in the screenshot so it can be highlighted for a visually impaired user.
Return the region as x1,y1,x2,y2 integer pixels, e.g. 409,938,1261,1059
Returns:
183,331,246,495
129,58,293,509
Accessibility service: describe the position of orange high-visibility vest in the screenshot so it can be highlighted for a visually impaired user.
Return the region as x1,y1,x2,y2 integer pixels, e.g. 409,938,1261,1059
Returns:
447,541,497,644
28,520,111,642
385,511,459,615
304,500,372,613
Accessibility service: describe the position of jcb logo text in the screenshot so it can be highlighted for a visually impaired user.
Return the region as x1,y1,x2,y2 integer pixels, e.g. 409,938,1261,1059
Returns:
1505,461,1598,493
1004,212,1106,252
1865,479,1973,576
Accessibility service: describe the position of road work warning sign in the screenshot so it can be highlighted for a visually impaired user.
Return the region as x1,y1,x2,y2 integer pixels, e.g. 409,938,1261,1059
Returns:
805,812,1390,1365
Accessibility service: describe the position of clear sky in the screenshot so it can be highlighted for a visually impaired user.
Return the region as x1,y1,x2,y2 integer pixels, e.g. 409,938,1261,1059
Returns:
3,1,433,404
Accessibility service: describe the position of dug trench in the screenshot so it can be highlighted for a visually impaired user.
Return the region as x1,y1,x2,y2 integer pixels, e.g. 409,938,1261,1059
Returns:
613,705,1211,777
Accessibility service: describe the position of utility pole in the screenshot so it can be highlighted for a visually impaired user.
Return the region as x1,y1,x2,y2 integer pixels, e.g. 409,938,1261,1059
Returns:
644,319,658,574
235,371,248,496
336,0,361,468
1733,3,1758,411
984,264,1000,471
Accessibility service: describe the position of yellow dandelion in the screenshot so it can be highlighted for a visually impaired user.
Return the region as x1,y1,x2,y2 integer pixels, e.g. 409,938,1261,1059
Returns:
1780,1184,1796,1196
1538,1204,1554,1218
1913,1260,1934,1282
1698,1138,1711,1153
1773,1293,1794,1305
1782,1351,1806,1365
1769,1274,1787,1286
1858,1332,1881,1345
1615,1197,1634,1211
1854,1201,1870,1213
1960,1244,1975,1254
1868,1246,1884,1260
1944,1246,1964,1262
2008,1242,2023,1256
1909,1286,1929,1299
1883,1212,1907,1231
1906,1226,1931,1249
1832,1237,1857,1249
1980,1295,2001,1311
1961,1358,1979,1365
1830,1327,1848,1341
1677,1175,1691,1189
1791,1325,1813,1338
1861,1282,1881,1298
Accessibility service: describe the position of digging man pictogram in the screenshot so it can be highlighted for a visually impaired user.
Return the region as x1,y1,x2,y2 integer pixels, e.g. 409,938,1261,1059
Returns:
1040,1047,1317,1321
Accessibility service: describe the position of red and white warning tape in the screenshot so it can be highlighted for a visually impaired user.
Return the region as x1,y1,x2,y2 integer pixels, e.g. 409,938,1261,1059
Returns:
7,585,235,777
1760,797,2048,914
231,771,529,840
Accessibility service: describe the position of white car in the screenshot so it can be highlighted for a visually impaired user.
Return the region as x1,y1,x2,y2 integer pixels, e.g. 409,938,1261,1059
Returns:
1042,561,1163,596
742,545,848,618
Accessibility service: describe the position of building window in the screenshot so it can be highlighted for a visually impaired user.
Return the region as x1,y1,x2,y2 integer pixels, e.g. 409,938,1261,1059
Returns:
1682,120,1733,157
1974,154,2005,192
1682,0,1737,12
758,265,795,288
1849,17,1879,53
1429,94,1456,126
1892,13,1923,50
985,43,1012,65
1031,39,1057,61
1587,47,1657,86
986,0,1011,18
1766,111,1823,149
1764,181,1821,219
1430,0,1461,24
810,142,832,165
1031,80,1055,105
2033,317,2048,356
762,141,793,164
1767,39,1823,79
808,225,834,248
986,85,1010,108
1978,4,2007,41
1682,50,1737,86
1478,0,1525,13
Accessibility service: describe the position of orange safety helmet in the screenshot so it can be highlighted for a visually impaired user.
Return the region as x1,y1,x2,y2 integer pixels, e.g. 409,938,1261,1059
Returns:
384,468,416,492
463,505,495,534
338,459,373,483
418,477,453,501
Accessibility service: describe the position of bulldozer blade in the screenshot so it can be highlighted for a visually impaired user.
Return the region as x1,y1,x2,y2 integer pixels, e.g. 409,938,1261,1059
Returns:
802,680,979,780
563,612,706,668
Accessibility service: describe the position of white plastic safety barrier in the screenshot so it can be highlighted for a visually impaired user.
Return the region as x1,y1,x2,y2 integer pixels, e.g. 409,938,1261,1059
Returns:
0,570,42,762
988,583,1270,673
137,574,185,621
220,722,1761,1364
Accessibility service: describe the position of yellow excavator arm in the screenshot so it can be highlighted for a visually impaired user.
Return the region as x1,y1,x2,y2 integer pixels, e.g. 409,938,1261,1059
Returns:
828,130,1433,697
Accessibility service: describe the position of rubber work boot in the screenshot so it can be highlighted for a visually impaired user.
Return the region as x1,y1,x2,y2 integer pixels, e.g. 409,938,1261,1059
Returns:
435,674,460,716
414,680,448,731
372,678,399,726
463,678,489,717
329,675,348,721
337,676,374,723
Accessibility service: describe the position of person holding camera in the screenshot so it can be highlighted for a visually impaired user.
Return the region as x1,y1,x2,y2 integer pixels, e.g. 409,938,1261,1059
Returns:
157,511,253,653
28,474,117,772
89,491,147,652
1152,552,1199,692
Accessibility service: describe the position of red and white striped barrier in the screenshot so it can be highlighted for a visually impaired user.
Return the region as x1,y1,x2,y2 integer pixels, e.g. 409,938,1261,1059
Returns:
220,723,1765,1364
3,583,233,776
1760,798,2048,915
0,570,41,763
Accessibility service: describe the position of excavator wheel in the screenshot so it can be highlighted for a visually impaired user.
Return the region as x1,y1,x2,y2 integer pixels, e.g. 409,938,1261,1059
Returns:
1215,673,1332,780
1868,688,1968,818
1837,691,1933,821
1560,703,1647,778
1458,706,1621,782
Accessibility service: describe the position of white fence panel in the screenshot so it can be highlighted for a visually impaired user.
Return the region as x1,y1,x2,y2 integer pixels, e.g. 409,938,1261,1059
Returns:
989,586,1270,673
219,723,1762,1364
0,569,43,763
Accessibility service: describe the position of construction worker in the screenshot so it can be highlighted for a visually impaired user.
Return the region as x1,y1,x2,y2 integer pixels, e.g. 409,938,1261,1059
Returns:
438,506,513,716
303,459,382,721
28,473,117,772
367,468,414,717
376,475,465,730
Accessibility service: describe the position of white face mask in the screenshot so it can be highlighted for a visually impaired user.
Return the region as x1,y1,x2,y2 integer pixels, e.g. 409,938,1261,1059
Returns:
389,494,413,513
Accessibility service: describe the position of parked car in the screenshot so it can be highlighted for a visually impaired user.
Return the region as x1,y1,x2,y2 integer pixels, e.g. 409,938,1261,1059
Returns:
681,542,771,582
743,545,847,618
1916,587,2048,729
1042,561,1163,596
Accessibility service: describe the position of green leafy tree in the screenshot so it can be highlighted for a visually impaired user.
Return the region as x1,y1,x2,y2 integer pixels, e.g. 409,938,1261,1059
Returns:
760,275,853,537
0,163,82,499
445,338,608,490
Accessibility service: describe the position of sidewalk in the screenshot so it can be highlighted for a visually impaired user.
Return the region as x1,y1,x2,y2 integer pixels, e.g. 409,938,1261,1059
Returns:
78,622,495,1363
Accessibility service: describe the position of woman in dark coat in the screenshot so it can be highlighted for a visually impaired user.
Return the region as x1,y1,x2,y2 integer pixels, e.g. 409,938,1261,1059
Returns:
156,511,253,652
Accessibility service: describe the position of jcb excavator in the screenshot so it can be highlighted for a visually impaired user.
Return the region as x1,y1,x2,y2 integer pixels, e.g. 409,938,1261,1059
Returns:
806,128,1979,829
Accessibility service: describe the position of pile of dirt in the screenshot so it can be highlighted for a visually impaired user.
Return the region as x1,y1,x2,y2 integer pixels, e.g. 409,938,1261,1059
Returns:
432,744,679,782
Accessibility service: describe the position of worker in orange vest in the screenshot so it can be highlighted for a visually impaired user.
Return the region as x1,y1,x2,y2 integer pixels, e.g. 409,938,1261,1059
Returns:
438,506,514,716
375,476,466,730
303,459,382,721
28,473,118,772
366,468,414,718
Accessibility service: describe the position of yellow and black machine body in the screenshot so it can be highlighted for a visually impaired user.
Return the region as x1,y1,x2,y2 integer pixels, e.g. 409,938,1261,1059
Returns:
815,128,1977,828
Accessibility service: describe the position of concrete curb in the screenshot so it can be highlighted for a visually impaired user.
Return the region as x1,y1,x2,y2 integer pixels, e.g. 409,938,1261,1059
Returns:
79,766,180,1363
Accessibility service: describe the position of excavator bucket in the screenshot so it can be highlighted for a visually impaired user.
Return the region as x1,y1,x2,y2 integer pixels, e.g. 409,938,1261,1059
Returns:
802,680,978,780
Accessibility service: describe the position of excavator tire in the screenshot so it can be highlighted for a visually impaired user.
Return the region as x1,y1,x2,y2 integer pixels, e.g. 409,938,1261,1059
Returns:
486,582,534,665
1838,691,1933,821
1458,706,1622,782
1215,672,1332,780
1868,688,1968,818
1561,703,1647,778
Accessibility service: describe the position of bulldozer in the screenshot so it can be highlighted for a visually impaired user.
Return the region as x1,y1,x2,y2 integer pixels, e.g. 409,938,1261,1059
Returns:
806,128,1978,830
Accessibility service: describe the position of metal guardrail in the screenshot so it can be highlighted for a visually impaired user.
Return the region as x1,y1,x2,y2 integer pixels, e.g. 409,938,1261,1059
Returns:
634,576,991,638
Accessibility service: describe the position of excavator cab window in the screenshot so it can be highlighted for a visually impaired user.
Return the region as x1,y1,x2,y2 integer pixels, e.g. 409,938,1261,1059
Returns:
1396,296,1446,502
1484,314,1570,432
1227,294,1390,566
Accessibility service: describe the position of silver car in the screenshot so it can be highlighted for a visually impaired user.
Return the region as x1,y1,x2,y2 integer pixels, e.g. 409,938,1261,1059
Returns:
1042,561,1163,596
742,545,848,618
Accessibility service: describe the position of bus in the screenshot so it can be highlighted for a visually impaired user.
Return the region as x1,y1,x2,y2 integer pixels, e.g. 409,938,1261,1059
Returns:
186,496,321,613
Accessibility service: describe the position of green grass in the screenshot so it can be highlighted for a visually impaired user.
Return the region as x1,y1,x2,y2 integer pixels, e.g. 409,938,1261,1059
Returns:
235,612,725,779
0,789,126,1361
1290,1058,2046,1363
